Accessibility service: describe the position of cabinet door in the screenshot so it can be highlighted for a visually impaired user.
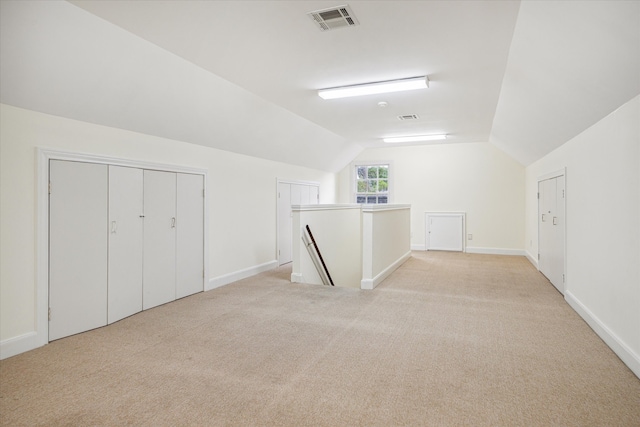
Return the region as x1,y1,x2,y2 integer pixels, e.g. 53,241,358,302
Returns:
176,173,204,299
426,214,464,251
49,160,108,340
108,166,144,323
309,186,319,205
143,170,177,310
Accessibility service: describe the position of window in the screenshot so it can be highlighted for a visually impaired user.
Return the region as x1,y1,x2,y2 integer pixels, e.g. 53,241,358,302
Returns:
355,164,389,204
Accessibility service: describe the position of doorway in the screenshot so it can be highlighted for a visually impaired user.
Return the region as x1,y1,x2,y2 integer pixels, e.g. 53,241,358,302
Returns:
538,170,566,294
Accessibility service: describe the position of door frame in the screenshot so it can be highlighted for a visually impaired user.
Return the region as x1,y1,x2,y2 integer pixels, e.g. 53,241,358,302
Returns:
276,178,320,266
537,167,566,291
36,148,208,348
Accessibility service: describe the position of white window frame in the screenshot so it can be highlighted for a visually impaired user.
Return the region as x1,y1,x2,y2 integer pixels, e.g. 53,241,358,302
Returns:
352,160,393,204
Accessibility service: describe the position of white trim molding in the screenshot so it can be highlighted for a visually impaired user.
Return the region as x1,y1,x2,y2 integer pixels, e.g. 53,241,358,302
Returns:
361,251,411,290
565,291,640,379
0,332,40,360
208,260,278,290
465,247,526,256
525,250,539,268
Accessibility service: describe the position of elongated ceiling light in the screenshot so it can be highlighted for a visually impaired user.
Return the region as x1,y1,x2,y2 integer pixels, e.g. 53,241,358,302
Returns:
318,76,428,99
383,134,447,143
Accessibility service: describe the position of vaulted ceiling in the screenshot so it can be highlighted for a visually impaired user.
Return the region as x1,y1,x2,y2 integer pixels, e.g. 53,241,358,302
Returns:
1,1,639,172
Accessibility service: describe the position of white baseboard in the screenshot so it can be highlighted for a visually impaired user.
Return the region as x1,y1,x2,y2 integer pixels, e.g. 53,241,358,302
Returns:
0,332,42,360
565,290,640,379
361,251,412,290
207,260,278,291
525,250,539,269
411,244,426,251
465,247,526,256
291,273,304,283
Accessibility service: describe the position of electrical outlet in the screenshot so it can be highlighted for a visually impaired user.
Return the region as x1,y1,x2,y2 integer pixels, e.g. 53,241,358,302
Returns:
467,234,473,240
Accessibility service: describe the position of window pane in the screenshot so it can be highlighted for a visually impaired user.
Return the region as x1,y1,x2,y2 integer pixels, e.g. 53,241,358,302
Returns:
357,167,367,180
367,195,377,204
367,167,377,179
367,180,378,192
378,166,388,179
378,180,388,192
356,195,366,203
357,180,367,192
378,195,388,204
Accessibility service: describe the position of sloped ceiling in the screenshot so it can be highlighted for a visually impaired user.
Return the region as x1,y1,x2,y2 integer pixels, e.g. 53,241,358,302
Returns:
1,1,639,172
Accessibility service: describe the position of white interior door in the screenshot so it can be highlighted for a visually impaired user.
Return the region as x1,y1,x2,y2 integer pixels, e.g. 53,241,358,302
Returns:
143,170,177,309
49,160,108,340
290,184,302,205
108,166,144,323
538,175,565,294
278,182,293,266
309,186,319,205
538,179,552,278
426,213,464,251
176,173,204,299
277,182,319,266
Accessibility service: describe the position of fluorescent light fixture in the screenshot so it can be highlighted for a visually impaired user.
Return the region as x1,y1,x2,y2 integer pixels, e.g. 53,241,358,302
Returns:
318,76,428,99
383,134,447,143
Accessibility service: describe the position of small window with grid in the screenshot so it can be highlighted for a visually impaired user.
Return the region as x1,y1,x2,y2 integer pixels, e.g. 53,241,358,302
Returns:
355,164,388,204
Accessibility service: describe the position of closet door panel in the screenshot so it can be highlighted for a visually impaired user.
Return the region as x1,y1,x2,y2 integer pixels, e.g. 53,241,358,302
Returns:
108,166,144,323
176,173,204,299
49,160,108,340
143,170,177,310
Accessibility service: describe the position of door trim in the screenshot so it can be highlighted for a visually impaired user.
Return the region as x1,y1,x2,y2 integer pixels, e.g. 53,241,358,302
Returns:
36,148,208,348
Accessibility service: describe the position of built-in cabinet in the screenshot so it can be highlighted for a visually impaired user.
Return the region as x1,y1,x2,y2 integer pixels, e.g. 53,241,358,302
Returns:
49,160,205,341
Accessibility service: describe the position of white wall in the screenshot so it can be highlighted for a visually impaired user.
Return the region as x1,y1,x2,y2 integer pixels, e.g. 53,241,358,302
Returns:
525,95,640,377
293,206,363,289
338,142,525,253
0,104,335,349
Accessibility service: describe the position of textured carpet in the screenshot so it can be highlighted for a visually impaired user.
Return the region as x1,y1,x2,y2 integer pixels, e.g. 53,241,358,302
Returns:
1,251,639,426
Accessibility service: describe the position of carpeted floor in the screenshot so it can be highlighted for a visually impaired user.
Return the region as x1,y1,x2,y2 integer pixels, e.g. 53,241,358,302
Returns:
1,251,639,426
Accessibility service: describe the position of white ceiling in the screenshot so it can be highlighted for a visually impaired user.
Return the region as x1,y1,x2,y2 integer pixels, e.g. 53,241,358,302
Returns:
1,1,639,171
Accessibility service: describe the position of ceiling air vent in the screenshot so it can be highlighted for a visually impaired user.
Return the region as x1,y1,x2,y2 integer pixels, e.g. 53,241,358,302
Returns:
398,114,420,121
307,5,359,31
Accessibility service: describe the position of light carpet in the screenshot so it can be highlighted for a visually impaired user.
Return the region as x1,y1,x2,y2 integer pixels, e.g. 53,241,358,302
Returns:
1,251,639,426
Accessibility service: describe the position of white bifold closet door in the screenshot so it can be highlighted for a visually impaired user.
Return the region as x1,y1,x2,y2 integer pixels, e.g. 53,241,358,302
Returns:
108,166,144,323
143,170,177,310
176,173,204,299
49,160,108,341
277,182,319,266
277,183,293,266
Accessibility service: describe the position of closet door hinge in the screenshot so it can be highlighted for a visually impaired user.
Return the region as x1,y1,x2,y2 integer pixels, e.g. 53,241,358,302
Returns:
48,307,51,321
563,274,565,283
538,253,540,260
49,181,52,194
